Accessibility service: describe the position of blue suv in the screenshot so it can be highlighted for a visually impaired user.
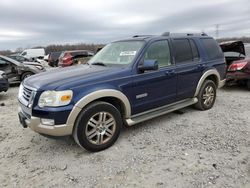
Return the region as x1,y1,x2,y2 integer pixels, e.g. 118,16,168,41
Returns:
18,32,226,151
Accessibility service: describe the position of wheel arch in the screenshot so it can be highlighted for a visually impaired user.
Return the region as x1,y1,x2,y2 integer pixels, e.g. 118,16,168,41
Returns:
194,69,220,97
21,71,34,81
66,89,131,129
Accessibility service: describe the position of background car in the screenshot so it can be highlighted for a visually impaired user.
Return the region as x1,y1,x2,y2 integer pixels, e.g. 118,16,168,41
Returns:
20,48,45,60
48,51,62,67
58,50,94,67
8,55,31,63
0,70,9,93
0,55,45,82
220,41,250,89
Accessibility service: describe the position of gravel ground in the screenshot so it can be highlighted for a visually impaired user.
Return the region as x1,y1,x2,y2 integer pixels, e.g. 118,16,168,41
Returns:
0,85,249,188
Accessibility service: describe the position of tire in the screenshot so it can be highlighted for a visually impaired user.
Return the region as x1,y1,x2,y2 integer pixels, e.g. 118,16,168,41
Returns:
247,80,250,90
21,72,34,81
73,101,122,152
194,80,217,111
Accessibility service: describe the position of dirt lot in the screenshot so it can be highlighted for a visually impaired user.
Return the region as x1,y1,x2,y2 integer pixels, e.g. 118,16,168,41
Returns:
0,86,249,188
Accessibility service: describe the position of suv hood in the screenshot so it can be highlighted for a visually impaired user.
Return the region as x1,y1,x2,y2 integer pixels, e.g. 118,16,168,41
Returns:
24,65,128,91
220,41,245,55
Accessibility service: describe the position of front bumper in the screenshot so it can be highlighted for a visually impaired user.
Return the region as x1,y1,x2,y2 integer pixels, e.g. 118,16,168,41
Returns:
0,79,9,92
18,107,74,136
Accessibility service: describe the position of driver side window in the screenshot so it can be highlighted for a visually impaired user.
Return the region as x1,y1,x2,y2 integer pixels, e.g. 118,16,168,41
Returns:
0,58,9,68
143,40,172,68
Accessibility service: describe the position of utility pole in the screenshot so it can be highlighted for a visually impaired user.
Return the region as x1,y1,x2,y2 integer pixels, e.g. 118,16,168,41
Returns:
215,24,219,39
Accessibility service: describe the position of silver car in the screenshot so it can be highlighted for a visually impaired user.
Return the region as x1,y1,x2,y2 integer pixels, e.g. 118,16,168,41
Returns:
0,55,45,82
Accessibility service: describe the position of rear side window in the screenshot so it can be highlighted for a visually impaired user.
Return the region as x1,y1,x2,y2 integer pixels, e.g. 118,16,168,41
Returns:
173,39,193,63
201,38,223,60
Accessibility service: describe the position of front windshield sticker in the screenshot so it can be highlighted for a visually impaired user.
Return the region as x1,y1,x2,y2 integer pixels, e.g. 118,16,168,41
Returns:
120,51,137,56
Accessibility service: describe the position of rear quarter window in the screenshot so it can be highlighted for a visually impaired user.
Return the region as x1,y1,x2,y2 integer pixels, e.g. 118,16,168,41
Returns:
201,38,223,60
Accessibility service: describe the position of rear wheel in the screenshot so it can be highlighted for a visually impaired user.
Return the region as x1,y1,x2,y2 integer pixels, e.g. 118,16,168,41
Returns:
73,101,122,152
195,80,217,111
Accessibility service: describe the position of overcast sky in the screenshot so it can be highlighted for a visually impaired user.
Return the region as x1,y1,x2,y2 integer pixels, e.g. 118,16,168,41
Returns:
0,0,249,50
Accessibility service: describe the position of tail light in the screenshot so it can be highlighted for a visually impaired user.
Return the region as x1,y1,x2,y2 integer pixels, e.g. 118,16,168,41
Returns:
228,61,247,72
62,53,73,66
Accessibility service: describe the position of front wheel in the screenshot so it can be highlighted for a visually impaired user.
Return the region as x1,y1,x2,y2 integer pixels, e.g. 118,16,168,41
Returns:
73,101,122,152
21,72,34,81
195,80,217,111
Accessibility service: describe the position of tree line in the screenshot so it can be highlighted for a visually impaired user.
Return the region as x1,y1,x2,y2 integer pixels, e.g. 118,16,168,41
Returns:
216,37,250,43
0,43,105,56
1,37,250,56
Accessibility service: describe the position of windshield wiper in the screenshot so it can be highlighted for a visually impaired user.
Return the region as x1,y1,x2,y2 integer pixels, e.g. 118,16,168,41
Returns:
91,62,106,66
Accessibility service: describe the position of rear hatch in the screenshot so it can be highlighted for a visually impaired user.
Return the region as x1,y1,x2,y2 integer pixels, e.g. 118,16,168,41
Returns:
220,41,245,55
220,41,246,66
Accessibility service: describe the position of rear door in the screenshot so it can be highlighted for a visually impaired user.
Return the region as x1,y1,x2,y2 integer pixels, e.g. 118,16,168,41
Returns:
172,38,202,100
131,40,177,115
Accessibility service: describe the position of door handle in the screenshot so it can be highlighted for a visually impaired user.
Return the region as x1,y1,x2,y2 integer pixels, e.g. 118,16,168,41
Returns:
165,70,175,76
198,64,206,69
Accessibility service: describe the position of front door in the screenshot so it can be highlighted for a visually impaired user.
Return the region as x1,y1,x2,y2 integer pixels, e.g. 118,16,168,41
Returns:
131,40,177,115
0,58,17,79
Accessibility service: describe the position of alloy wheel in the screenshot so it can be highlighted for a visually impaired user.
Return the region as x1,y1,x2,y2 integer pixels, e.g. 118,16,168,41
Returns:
85,112,116,145
202,86,215,107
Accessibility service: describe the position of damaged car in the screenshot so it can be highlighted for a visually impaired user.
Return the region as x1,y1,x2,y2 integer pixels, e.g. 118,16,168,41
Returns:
220,41,250,89
0,70,9,93
0,55,45,83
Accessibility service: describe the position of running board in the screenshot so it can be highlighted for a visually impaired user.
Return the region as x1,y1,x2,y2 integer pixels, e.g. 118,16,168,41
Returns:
126,98,198,126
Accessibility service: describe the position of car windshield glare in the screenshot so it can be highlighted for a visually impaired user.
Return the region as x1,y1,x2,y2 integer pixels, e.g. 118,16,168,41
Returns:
89,41,145,67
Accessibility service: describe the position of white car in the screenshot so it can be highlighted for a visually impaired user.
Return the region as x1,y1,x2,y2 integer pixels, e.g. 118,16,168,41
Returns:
20,48,45,60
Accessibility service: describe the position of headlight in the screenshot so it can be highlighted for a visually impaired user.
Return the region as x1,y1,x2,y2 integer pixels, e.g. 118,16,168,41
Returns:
38,90,73,108
18,84,24,99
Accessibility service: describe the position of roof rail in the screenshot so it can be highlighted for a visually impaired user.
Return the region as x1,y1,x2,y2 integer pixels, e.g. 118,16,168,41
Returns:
161,32,208,37
132,35,154,38
162,32,170,36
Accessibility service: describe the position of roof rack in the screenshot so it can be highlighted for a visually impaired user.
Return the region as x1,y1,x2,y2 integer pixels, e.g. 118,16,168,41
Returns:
161,32,208,37
162,32,170,36
132,35,154,38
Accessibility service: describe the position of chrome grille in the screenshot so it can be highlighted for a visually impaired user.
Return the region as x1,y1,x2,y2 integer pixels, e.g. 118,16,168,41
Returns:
18,84,36,107
22,86,32,102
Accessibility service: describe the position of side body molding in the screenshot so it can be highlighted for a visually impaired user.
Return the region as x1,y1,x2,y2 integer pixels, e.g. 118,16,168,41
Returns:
194,69,220,97
66,89,131,130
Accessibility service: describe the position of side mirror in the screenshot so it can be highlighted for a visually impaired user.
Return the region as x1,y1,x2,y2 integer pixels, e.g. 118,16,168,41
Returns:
138,60,158,72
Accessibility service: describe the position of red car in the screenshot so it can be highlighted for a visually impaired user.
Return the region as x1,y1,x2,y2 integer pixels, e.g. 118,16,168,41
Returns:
58,50,94,67
220,41,250,89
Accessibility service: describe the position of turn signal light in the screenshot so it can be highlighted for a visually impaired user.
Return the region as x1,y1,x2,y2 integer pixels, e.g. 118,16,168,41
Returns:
61,95,72,102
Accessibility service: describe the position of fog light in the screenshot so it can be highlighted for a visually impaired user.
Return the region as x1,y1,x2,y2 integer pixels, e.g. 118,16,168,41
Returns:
41,118,55,126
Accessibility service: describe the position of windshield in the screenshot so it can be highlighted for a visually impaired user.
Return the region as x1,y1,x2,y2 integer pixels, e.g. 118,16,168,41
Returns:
88,41,145,67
